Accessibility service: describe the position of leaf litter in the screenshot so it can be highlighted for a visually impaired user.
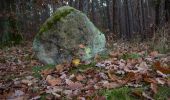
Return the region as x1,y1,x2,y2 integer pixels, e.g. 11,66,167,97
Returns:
0,42,170,99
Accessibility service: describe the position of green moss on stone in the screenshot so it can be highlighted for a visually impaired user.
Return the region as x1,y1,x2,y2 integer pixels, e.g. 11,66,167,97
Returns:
33,6,106,65
39,6,76,35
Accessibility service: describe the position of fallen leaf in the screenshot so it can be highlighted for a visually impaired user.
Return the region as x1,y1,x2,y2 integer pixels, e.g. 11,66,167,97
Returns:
127,59,138,66
109,51,119,58
41,68,53,76
107,70,119,81
142,92,154,100
94,96,106,100
156,70,167,77
132,90,143,98
154,61,170,74
150,83,158,94
52,92,61,98
46,86,63,94
46,75,62,86
150,51,158,57
63,90,72,95
72,59,81,66
167,79,170,87
102,81,121,89
138,61,148,73
144,77,157,84
65,79,83,90
77,97,86,100
123,72,135,82
56,64,64,73
156,78,166,85
126,83,142,88
99,72,108,79
76,74,85,81
21,79,33,86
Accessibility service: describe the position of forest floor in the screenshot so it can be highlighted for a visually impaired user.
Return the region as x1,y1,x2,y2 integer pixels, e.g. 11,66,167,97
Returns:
0,41,170,100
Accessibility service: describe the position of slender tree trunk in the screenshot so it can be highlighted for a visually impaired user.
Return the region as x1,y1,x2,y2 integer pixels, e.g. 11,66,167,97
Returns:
91,0,96,23
82,0,89,15
69,0,74,6
155,0,161,26
106,0,112,31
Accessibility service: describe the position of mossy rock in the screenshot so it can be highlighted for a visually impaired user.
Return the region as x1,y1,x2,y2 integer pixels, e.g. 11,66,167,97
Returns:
33,6,106,65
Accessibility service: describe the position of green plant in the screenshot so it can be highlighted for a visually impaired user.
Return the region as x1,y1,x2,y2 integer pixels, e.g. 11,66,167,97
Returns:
121,53,140,60
69,62,97,74
32,64,55,78
100,53,110,60
102,87,134,100
154,86,170,100
38,6,74,35
40,93,48,100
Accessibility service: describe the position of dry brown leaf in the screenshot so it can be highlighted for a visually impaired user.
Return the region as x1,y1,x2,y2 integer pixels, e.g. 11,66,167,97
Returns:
124,72,143,84
154,61,170,74
56,64,64,73
138,61,149,73
167,79,170,87
103,81,121,89
31,60,39,66
21,79,33,86
150,83,158,94
144,77,157,84
41,68,53,76
65,79,83,90
123,72,135,82
107,70,119,81
150,51,158,57
46,75,62,86
127,59,138,65
132,90,143,98
109,51,119,58
94,96,106,100
76,74,85,81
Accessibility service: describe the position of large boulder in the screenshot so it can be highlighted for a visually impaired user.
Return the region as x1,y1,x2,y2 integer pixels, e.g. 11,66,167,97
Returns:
33,6,106,65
